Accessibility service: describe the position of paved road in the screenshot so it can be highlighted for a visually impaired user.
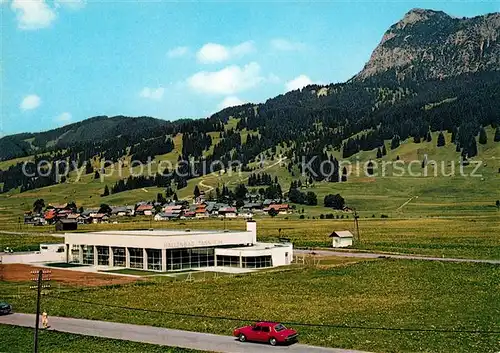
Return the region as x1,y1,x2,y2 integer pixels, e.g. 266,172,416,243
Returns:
295,249,500,264
0,313,369,353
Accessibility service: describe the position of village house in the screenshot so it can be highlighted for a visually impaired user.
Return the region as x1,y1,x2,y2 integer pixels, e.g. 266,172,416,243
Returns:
195,204,209,218
154,212,181,221
329,230,354,248
218,207,237,218
264,204,291,215
181,211,196,219
136,204,154,216
90,213,109,224
111,206,135,217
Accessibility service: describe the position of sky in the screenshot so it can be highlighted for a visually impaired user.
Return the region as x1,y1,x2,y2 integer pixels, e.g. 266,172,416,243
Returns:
1,1,499,136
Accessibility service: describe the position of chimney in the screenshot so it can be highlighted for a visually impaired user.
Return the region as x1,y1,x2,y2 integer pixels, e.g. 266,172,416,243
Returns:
246,220,257,244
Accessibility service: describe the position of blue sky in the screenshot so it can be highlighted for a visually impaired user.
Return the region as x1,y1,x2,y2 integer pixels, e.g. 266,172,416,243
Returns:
1,1,498,136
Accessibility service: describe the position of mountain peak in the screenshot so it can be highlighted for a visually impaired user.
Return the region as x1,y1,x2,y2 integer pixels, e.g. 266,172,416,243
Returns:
355,9,500,81
399,8,449,26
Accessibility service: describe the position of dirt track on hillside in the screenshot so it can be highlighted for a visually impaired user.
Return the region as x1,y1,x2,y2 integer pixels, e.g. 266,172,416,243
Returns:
0,264,137,287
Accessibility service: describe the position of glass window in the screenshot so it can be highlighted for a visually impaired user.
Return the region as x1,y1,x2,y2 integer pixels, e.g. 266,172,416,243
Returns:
216,255,240,267
112,247,126,267
147,249,162,271
262,326,270,333
129,248,143,269
274,324,286,332
166,247,215,271
242,256,273,268
82,245,94,265
252,326,261,332
96,246,109,265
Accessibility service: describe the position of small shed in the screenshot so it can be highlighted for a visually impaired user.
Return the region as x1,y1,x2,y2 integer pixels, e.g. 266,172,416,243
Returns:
55,219,78,232
329,230,354,248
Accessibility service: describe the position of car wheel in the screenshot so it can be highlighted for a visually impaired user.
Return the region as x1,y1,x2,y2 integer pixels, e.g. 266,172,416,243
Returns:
269,337,277,346
239,334,246,342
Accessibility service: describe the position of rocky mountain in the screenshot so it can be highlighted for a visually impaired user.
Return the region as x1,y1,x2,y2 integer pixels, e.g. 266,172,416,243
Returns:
355,9,500,81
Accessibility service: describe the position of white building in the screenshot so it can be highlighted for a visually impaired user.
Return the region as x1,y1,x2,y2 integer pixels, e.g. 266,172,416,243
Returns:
330,230,354,248
64,221,293,272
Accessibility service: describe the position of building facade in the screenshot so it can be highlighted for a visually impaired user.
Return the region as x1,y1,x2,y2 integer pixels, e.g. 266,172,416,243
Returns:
64,221,292,272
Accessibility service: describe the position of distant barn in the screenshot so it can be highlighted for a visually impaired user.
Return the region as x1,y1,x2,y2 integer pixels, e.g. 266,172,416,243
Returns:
55,219,78,232
329,230,353,248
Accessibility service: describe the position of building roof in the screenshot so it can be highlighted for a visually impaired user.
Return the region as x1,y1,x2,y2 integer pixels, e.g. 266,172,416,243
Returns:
136,204,154,212
66,213,81,219
268,204,289,210
330,230,354,238
76,228,245,237
92,213,109,219
57,218,78,224
218,207,237,213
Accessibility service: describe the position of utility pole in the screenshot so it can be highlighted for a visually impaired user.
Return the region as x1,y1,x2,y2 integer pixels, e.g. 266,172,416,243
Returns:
33,270,42,353
31,269,51,353
353,209,360,243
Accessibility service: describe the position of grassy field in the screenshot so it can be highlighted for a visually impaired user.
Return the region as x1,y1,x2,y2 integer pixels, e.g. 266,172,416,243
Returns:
0,324,204,353
0,233,62,252
1,215,499,259
1,259,499,353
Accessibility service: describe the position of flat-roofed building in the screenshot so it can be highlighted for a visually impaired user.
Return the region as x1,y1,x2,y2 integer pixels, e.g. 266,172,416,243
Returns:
64,221,292,272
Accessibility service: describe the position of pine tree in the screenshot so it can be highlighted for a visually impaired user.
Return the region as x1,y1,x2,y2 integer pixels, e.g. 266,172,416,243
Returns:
451,127,457,144
391,135,400,150
437,132,446,147
426,131,432,142
382,144,387,156
478,127,488,145
102,185,110,197
494,128,500,142
194,185,201,198
376,148,382,159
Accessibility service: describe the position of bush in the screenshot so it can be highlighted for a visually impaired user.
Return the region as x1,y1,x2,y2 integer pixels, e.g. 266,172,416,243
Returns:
324,194,345,209
299,215,305,219
381,214,389,218
320,214,325,219
325,214,334,219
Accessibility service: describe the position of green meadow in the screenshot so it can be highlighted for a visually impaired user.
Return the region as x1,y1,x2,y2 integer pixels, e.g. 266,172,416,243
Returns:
2,259,499,353
0,324,203,353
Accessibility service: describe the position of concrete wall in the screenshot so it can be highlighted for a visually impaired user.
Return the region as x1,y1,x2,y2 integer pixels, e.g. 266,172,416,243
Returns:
1,251,66,264
215,243,293,267
332,237,353,248
65,229,255,250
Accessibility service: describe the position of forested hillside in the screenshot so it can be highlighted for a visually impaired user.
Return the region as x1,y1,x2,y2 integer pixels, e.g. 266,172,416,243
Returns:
1,9,499,196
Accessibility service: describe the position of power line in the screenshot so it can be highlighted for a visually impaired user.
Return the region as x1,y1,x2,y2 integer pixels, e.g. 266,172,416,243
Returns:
47,295,500,335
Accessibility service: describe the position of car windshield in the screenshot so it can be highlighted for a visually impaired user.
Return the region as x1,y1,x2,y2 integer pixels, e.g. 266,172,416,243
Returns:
274,324,286,332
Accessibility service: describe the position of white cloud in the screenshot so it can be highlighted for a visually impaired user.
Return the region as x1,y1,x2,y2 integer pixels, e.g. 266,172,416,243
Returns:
197,41,255,64
20,94,41,111
187,62,263,95
167,46,189,58
54,0,86,10
285,75,313,92
218,96,246,110
11,0,56,30
55,112,72,122
267,73,281,84
139,86,165,101
271,38,305,51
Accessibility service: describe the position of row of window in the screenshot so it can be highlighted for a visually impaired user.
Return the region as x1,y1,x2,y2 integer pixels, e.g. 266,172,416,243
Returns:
79,246,272,270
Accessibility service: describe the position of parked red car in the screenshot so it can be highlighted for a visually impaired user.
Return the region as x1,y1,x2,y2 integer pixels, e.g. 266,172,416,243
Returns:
233,321,298,346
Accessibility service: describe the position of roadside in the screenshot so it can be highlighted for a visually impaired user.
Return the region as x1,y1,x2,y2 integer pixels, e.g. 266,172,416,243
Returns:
295,249,500,264
0,313,369,353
